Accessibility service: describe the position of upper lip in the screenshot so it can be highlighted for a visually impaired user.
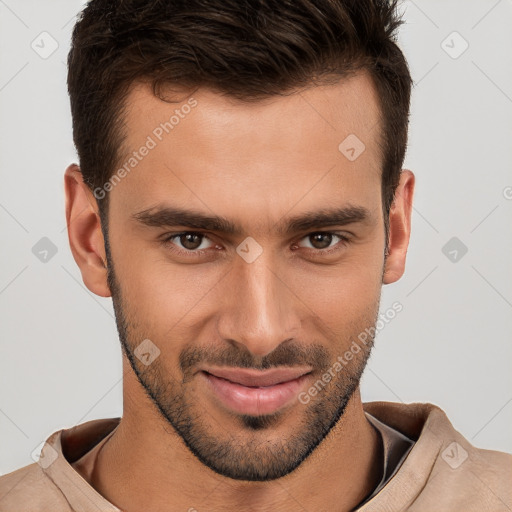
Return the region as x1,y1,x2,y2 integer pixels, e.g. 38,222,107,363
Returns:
201,367,313,387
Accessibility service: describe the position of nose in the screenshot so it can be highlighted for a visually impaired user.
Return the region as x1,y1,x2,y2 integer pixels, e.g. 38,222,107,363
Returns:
216,250,301,358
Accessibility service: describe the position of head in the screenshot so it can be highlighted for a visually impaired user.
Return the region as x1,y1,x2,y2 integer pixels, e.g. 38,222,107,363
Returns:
65,0,414,481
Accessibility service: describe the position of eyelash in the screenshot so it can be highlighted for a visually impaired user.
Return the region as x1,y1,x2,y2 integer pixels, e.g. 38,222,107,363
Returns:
160,231,351,258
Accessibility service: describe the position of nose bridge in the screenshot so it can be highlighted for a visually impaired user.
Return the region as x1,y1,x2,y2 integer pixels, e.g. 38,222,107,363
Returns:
217,251,299,357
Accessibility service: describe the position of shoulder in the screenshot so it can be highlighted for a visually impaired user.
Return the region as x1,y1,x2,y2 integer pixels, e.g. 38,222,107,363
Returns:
415,438,512,511
0,462,73,512
363,401,512,511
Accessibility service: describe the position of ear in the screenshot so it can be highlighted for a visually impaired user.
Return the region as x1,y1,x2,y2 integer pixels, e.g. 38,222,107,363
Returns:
382,169,415,284
64,163,111,297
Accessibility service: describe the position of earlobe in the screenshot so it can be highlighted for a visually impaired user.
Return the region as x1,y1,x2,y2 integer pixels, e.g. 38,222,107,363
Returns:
64,163,111,297
382,169,415,285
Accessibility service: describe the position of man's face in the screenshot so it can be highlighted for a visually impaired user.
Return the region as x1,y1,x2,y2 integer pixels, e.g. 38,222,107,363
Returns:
104,73,386,481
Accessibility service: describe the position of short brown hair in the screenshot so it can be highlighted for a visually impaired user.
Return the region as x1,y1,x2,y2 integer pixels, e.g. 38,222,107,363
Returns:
67,0,412,247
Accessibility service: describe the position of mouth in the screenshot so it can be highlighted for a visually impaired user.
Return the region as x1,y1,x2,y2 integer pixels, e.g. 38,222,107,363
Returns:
199,366,313,416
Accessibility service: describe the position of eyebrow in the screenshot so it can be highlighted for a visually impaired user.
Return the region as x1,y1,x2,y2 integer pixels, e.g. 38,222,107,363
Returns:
131,204,373,236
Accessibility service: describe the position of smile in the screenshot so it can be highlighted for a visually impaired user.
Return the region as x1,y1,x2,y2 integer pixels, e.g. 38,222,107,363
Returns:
200,367,313,416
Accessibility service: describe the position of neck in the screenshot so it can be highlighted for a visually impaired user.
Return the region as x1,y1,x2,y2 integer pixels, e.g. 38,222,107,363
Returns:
87,362,381,512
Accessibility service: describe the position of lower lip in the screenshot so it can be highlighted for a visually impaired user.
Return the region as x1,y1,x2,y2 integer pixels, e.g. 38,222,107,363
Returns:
201,371,311,416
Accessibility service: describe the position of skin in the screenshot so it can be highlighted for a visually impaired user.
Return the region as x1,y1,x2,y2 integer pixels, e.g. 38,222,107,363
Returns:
64,71,414,512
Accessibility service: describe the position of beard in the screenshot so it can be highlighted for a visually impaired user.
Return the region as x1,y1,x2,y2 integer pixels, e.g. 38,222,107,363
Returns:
104,240,380,482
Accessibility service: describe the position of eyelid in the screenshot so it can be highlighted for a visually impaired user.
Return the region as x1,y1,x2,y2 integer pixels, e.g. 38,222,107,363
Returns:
295,231,350,246
160,230,351,256
161,232,217,255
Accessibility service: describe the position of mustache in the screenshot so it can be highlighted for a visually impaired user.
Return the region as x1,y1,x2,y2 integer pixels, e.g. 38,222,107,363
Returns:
179,341,331,374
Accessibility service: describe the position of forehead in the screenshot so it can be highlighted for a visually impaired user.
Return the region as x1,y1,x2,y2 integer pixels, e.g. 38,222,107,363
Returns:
111,73,383,224
122,72,381,155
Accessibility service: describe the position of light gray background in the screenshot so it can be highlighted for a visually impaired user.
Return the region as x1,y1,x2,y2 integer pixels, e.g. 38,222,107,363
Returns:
1,0,511,475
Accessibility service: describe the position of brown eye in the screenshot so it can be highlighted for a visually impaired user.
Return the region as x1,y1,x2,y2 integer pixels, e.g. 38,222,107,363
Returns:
162,232,215,254
179,233,204,250
308,233,334,250
295,232,350,254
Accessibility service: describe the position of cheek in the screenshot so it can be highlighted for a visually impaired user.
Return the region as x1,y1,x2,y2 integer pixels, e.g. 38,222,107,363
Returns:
291,256,383,350
295,251,383,313
112,258,223,358
108,228,215,323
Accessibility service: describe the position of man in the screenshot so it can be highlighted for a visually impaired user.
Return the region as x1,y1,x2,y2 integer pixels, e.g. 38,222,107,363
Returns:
0,0,510,510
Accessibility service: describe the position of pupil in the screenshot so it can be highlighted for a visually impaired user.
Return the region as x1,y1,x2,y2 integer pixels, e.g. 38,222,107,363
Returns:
311,233,332,249
182,233,201,250
179,233,333,251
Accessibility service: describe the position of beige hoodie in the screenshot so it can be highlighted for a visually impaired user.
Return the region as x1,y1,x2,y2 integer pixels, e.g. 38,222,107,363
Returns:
0,401,510,511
